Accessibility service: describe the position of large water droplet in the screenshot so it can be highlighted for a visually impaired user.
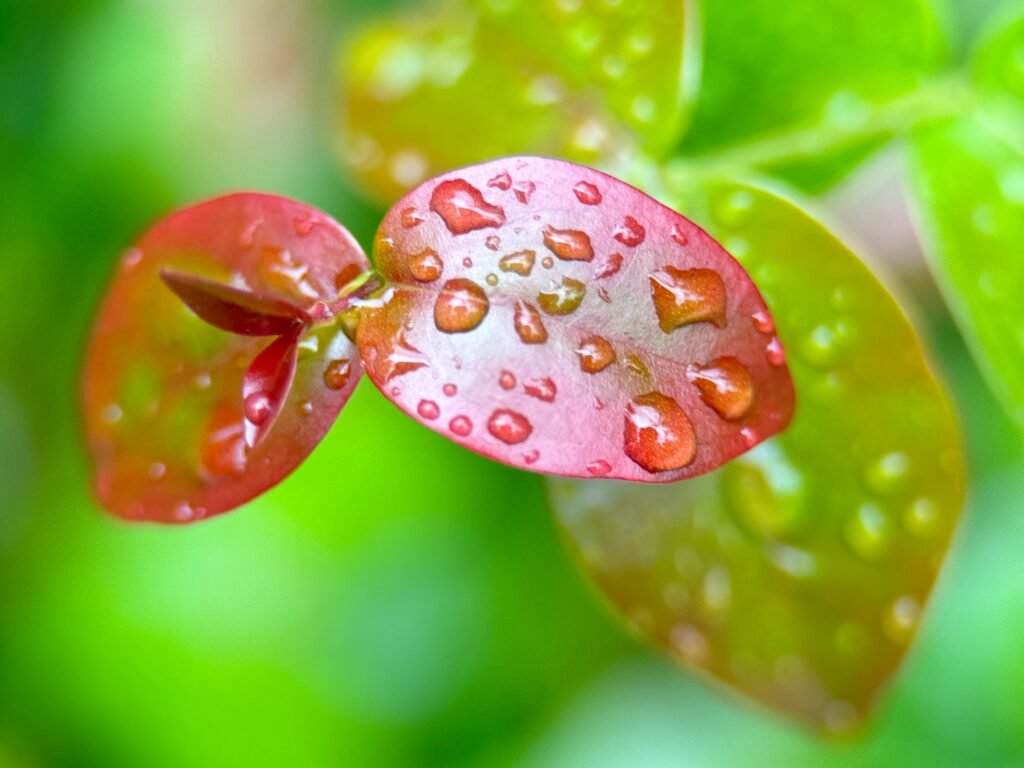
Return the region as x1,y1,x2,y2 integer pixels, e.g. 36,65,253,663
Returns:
430,179,506,234
499,250,535,276
538,277,586,315
624,392,696,472
323,359,352,390
576,335,616,373
487,409,533,444
542,225,594,261
409,248,443,282
649,267,727,333
524,376,557,402
687,357,755,420
573,181,602,205
613,215,646,247
514,301,548,343
434,278,489,333
244,392,272,426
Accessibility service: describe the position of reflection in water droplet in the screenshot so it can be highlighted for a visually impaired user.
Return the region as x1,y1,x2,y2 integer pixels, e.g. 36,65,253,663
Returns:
766,337,786,366
523,376,557,402
624,392,696,472
576,335,616,373
499,250,536,276
487,409,532,444
499,370,516,390
417,400,440,420
542,225,594,261
409,248,444,282
687,357,755,420
443,383,458,397
430,179,506,234
538,277,586,315
449,415,473,436
587,459,611,475
595,252,623,279
244,392,272,426
324,359,352,390
514,301,549,343
434,278,489,332
573,181,603,206
844,503,891,561
650,267,727,333
400,207,425,228
613,215,646,247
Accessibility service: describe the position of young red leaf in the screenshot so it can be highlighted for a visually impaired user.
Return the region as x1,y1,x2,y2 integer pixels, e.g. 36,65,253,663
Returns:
160,269,309,336
355,157,795,481
82,193,370,523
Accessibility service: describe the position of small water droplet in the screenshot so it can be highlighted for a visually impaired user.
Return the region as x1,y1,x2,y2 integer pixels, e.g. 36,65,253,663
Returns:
523,449,540,464
630,94,656,124
499,370,516,390
594,252,623,279
740,427,757,447
239,219,260,248
864,452,910,494
670,624,710,663
121,248,143,269
751,310,774,335
613,215,645,247
514,301,548,343
524,376,557,402
443,383,458,397
542,225,594,261
701,566,732,615
671,224,689,246
904,497,939,537
417,399,440,420
573,181,602,205
512,181,536,204
430,179,506,234
587,459,611,475
323,359,352,390
766,337,786,366
486,273,498,286
592,396,605,410
434,278,489,332
101,404,123,424
714,190,755,228
449,415,473,436
487,171,512,191
538,277,586,315
883,595,920,645
576,335,616,373
400,207,425,228
299,400,313,415
485,235,501,250
624,392,696,473
499,250,535,276
687,357,755,420
824,701,859,735
293,215,318,237
148,462,166,480
194,372,212,390
649,267,727,332
487,409,532,444
244,392,272,426
541,256,554,269
844,503,891,561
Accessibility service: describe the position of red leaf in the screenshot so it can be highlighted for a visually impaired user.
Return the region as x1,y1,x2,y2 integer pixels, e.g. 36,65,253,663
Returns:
160,269,308,336
242,330,301,448
356,158,795,481
82,193,370,523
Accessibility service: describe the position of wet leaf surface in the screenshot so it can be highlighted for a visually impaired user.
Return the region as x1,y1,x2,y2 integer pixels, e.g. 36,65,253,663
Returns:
356,158,794,482
549,180,964,731
82,193,370,523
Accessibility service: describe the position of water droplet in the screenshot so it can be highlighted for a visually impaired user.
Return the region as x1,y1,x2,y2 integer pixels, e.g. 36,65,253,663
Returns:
121,248,142,269
714,190,755,228
624,355,650,377
751,310,774,334
443,383,458,397
450,415,473,436
244,392,272,426
523,449,540,464
407,249,443,283
883,595,920,645
486,273,498,286
576,335,616,373
594,252,623,279
417,399,440,420
400,206,425,228
624,392,696,472
798,325,839,367
573,181,602,205
613,215,645,247
687,357,755,420
524,376,557,402
258,246,317,298
766,337,786,366
299,400,313,415
194,372,212,390
293,215,318,237
670,624,710,663
649,267,727,333
430,179,506,234
514,301,548,343
542,225,594,261
904,497,939,537
487,171,512,191
499,250,535,276
769,544,817,578
148,462,166,480
671,224,689,245
864,452,910,494
389,149,428,187
740,427,757,447
513,181,536,204
239,219,260,248
200,408,247,478
434,278,489,332
487,409,532,444
824,701,859,735
101,404,123,424
630,94,656,124
323,359,352,390
541,256,554,269
592,396,605,410
587,459,611,475
701,566,732,615
485,235,501,251
499,370,516,390
844,503,891,561
538,277,586,315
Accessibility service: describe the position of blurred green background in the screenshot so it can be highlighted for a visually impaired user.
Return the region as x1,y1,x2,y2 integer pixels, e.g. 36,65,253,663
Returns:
2,0,1023,766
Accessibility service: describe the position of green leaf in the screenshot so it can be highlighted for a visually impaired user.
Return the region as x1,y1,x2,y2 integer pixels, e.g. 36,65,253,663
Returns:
677,0,948,191
908,8,1024,427
338,0,695,204
549,181,964,732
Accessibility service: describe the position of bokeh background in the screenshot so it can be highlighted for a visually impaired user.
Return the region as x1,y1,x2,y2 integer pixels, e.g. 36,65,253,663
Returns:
2,0,1023,766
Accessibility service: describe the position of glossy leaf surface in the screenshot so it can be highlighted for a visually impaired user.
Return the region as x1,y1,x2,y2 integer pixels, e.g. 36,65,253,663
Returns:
340,0,693,203
550,181,963,731
356,158,794,482
909,10,1024,427
82,193,369,523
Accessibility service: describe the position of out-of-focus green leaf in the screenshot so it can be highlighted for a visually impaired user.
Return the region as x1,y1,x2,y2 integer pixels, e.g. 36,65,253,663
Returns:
677,0,948,191
549,181,963,732
339,0,695,204
908,8,1024,427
